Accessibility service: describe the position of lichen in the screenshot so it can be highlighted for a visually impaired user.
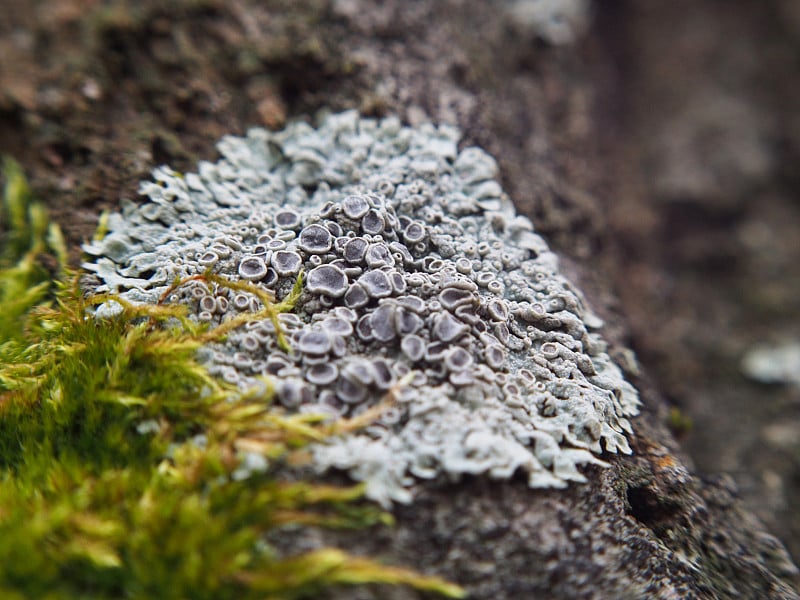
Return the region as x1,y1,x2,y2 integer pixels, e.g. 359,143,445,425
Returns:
741,340,800,387
0,161,463,599
84,110,640,507
505,0,591,45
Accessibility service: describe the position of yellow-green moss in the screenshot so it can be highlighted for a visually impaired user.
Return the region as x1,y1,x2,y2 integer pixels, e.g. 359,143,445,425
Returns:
667,406,693,437
0,160,464,599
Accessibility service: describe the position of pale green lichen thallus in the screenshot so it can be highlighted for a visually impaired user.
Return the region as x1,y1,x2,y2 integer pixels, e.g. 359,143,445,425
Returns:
84,111,640,507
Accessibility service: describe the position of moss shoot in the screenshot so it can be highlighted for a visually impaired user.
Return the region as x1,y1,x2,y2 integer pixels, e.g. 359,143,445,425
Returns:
0,160,464,599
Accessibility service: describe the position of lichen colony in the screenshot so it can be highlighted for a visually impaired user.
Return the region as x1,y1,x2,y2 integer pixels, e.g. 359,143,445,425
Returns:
83,111,639,506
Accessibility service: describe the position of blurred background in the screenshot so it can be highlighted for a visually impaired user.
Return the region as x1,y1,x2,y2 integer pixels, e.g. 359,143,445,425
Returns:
594,0,800,562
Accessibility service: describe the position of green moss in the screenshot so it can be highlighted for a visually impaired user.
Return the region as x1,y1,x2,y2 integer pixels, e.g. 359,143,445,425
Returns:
667,406,693,437
0,160,464,599
0,158,65,345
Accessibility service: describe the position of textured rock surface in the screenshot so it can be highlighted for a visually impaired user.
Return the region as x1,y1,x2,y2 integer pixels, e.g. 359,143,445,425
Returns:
84,112,639,506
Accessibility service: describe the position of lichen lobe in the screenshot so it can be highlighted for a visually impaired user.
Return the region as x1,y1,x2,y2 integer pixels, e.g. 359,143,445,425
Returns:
83,110,640,506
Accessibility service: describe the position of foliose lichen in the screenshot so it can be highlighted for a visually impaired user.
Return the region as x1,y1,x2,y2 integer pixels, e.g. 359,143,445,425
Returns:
1,161,463,599
505,0,591,45
83,110,640,506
